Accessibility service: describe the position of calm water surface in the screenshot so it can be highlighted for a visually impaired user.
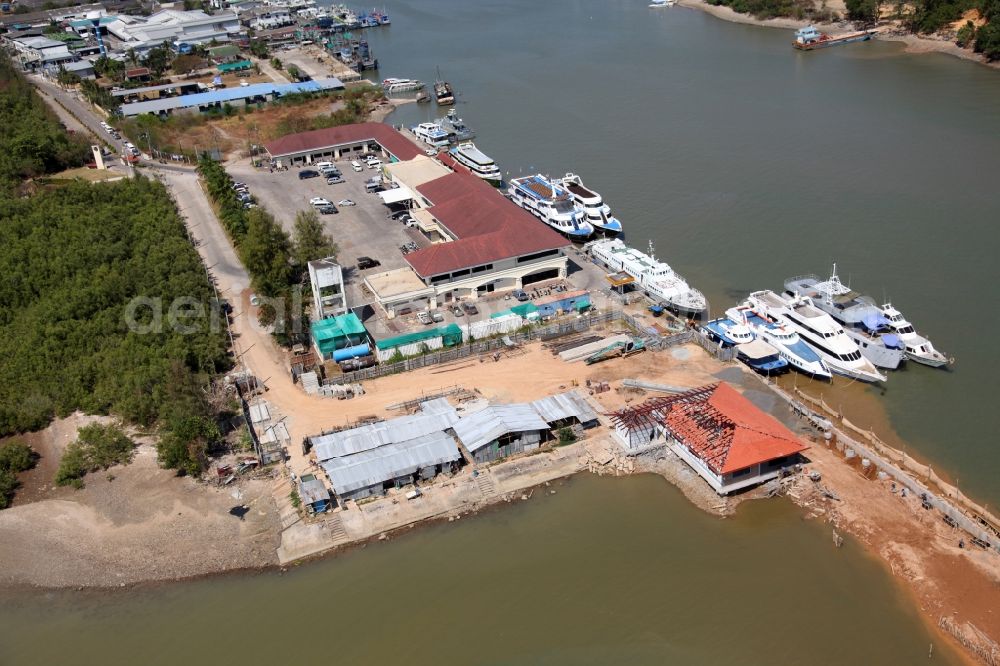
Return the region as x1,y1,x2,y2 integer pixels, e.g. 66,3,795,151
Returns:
366,0,1000,505
0,475,962,664
2,3,995,663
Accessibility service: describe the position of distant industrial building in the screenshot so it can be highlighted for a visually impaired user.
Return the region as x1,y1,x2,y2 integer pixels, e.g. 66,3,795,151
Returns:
118,78,344,117
105,9,241,53
8,35,75,70
609,383,807,495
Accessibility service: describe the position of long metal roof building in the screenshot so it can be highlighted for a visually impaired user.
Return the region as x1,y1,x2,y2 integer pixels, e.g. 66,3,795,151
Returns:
320,432,461,495
451,404,549,453
530,391,599,426
311,406,460,462
119,77,344,117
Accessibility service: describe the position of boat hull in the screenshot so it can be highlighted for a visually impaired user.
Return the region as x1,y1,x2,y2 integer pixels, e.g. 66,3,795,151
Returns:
847,330,906,370
906,351,949,368
793,32,873,50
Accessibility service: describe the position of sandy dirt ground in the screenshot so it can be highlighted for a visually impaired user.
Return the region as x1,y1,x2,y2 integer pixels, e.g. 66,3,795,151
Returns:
0,415,280,589
785,434,1000,663
675,0,1000,69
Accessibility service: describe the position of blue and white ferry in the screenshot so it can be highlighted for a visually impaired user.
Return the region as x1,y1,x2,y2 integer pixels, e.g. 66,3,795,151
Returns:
703,317,788,376
726,304,832,379
507,175,594,239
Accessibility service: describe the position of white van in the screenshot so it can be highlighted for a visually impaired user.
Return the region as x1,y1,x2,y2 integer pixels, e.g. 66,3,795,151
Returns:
314,161,334,170
351,160,363,172
366,157,382,169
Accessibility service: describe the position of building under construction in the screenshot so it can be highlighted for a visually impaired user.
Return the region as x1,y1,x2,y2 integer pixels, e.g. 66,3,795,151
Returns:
609,383,807,495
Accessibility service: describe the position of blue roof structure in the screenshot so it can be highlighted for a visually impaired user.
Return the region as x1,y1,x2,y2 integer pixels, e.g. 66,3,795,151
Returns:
120,77,344,117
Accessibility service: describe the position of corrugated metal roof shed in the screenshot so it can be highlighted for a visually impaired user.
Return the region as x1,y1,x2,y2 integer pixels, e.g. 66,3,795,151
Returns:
312,405,459,462
299,478,330,505
530,391,599,425
452,404,549,453
321,432,460,494
120,77,343,116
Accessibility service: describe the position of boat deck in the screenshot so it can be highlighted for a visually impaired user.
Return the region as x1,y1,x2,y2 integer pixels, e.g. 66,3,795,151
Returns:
565,182,597,199
516,176,563,200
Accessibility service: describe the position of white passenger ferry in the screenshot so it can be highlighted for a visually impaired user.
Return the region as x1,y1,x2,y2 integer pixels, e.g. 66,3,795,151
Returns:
449,142,502,184
410,122,451,148
553,173,622,234
507,174,593,239
588,238,706,316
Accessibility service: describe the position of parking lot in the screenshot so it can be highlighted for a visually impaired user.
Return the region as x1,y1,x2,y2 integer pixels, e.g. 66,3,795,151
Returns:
228,158,431,317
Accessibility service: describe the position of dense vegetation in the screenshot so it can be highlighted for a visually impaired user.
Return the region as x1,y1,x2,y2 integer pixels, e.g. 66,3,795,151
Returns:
0,58,89,190
198,159,337,344
0,177,231,472
0,441,35,509
55,423,135,488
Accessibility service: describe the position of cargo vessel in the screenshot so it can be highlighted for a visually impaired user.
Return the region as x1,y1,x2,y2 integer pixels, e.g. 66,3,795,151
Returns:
793,26,877,50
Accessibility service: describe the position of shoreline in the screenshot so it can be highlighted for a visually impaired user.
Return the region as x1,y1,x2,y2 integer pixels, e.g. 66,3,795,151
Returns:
675,0,1000,70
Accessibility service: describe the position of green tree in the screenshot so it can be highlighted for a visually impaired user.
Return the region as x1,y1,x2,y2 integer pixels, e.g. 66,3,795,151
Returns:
157,415,219,476
956,20,977,46
0,441,34,473
249,40,269,58
55,423,135,487
240,208,293,297
974,17,1000,58
845,0,880,22
292,209,338,268
142,46,172,77
0,470,19,509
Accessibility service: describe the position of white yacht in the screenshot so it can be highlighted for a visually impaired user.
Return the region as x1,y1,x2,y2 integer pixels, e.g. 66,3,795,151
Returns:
507,174,594,239
784,267,906,370
746,290,885,383
437,108,475,141
449,142,502,184
588,238,706,316
880,303,950,367
410,122,451,148
382,78,424,94
726,303,831,379
553,173,623,234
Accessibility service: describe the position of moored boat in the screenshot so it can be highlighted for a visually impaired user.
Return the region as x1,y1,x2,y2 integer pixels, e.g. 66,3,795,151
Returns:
554,173,623,234
437,108,474,141
449,142,502,184
434,67,454,105
507,174,593,239
410,121,451,147
793,25,877,50
588,238,706,316
784,267,906,370
381,78,424,94
745,290,885,383
726,303,831,379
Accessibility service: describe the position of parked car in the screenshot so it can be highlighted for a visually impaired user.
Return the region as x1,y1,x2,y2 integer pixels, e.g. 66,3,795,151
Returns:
462,302,479,315
314,161,334,170
424,148,437,157
309,197,332,207
451,306,464,317
350,160,363,172
366,158,382,169
299,169,320,179
317,204,338,215
513,289,529,302
417,311,433,325
337,199,356,207
390,210,411,221
356,256,380,270
326,175,345,184
431,311,444,323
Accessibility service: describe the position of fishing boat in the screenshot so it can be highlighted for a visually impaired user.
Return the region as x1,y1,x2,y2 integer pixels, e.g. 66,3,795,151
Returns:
793,25,877,50
437,108,474,141
507,174,593,239
745,290,885,383
553,173,623,234
381,78,424,94
649,0,676,6
410,122,451,148
434,67,454,105
588,238,707,316
449,142,502,184
726,303,831,379
785,266,906,370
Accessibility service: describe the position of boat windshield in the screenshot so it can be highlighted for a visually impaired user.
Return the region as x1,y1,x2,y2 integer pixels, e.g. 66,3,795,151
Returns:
553,199,575,214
